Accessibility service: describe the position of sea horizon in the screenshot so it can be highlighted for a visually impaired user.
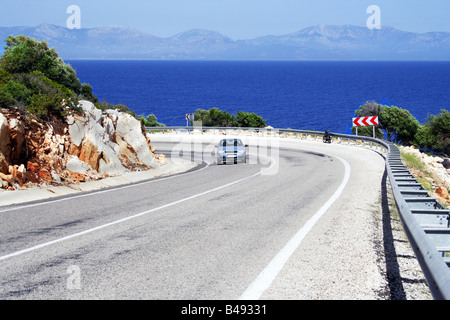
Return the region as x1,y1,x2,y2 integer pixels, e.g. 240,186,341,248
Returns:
68,60,450,134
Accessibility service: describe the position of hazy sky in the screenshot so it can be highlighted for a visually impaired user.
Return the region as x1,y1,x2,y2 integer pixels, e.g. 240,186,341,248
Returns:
2,0,450,39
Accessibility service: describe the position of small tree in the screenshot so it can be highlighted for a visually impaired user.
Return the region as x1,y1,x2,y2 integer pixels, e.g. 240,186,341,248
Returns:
415,109,450,155
236,111,266,128
80,83,98,103
353,101,421,144
194,108,237,127
193,107,267,127
355,100,384,117
138,114,165,127
1,35,81,93
379,105,420,145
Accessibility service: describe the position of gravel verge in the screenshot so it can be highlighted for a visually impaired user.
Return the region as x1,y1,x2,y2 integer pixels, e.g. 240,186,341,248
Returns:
382,176,433,300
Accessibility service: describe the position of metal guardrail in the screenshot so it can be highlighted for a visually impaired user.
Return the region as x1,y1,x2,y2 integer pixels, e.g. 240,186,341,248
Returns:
147,126,450,300
147,126,382,147
384,142,450,300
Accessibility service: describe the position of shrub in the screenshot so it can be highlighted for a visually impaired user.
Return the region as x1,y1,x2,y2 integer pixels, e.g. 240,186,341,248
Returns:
79,83,98,103
415,109,450,155
236,111,266,128
1,35,81,93
94,100,136,117
380,105,420,145
0,68,11,85
353,101,420,144
0,36,85,120
11,71,79,119
0,86,15,108
3,80,31,106
138,114,165,127
193,107,266,127
354,101,449,155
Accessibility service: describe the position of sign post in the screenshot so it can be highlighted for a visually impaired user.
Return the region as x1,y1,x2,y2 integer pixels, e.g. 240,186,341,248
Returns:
352,116,379,137
185,113,194,126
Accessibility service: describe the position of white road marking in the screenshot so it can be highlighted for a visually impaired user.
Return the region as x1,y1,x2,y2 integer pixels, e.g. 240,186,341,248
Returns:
0,157,276,262
239,155,351,300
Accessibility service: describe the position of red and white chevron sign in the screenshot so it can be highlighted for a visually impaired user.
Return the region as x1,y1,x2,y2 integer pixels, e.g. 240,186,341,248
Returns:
352,116,379,127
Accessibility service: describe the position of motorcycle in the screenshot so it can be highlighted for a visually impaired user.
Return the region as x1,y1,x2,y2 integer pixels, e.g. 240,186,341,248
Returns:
323,130,332,143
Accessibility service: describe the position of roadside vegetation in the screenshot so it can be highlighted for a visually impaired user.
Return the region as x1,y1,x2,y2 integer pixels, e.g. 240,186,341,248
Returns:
352,101,449,155
0,35,81,120
137,113,165,127
193,107,266,128
400,151,434,191
0,35,139,122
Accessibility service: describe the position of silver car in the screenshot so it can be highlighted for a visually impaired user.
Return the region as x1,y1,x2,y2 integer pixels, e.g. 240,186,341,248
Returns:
216,138,247,164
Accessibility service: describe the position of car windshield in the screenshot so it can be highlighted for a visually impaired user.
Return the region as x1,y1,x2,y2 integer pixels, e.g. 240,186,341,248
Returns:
219,139,243,147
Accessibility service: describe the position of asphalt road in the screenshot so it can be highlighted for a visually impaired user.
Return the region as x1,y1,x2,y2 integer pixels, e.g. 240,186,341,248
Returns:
0,135,388,300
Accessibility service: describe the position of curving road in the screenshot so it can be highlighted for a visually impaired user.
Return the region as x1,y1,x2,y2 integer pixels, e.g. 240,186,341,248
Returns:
0,134,388,300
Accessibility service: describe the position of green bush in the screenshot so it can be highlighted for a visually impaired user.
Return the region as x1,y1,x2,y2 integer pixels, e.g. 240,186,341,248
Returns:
94,100,136,117
79,83,98,103
194,107,237,127
0,85,15,108
414,109,450,155
27,93,57,118
138,114,165,127
236,111,266,128
352,101,420,143
0,35,148,123
0,68,11,85
3,80,31,106
2,71,79,119
0,36,84,120
354,101,449,155
1,35,81,93
380,105,420,145
193,107,266,128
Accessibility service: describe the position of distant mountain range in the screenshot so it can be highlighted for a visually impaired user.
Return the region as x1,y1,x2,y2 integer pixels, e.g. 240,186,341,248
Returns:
1,23,450,60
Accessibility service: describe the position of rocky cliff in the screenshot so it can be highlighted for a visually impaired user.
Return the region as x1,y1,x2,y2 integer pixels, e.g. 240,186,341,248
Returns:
0,100,166,190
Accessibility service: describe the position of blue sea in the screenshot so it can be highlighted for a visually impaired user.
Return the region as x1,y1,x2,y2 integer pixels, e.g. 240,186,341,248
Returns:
67,60,450,134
